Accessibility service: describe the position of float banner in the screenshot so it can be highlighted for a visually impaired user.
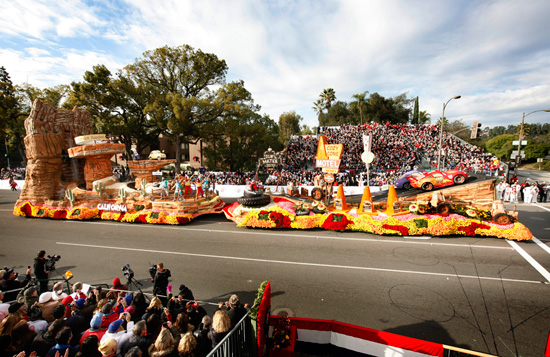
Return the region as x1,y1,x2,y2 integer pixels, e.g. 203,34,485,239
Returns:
270,316,443,357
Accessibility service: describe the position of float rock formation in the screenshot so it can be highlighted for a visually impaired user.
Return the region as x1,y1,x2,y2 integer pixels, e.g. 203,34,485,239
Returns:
18,99,93,203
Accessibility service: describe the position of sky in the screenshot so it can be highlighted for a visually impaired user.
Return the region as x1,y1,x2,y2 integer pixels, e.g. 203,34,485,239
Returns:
1,0,550,130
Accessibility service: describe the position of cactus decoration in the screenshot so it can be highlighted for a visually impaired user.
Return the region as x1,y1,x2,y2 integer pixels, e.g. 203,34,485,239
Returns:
94,182,106,196
118,187,127,201
65,189,76,207
140,178,147,198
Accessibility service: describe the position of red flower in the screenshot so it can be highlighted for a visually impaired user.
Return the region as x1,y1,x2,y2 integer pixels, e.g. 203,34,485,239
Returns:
268,211,291,228
117,212,126,221
458,222,491,236
137,214,147,223
176,216,190,224
382,224,409,235
322,214,353,231
53,210,67,219
20,203,32,217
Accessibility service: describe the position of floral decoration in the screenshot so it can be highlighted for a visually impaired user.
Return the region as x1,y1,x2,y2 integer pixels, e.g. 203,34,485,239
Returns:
382,224,409,236
234,198,532,241
13,201,195,226
271,314,292,350
321,213,354,231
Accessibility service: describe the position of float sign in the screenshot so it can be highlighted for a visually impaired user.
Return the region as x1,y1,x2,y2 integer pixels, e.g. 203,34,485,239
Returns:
259,148,283,169
315,135,343,173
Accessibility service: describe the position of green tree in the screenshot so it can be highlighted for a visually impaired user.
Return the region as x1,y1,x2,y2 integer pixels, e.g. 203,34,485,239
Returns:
485,134,515,161
301,124,316,135
67,64,166,160
320,88,336,110
278,111,302,145
312,99,324,126
126,45,230,173
525,141,550,161
350,91,368,125
418,110,431,124
203,108,281,171
0,67,28,166
320,101,351,126
412,96,419,124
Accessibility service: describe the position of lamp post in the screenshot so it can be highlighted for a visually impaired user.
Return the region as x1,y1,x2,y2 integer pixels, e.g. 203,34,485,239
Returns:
514,109,550,177
437,95,461,170
4,136,9,170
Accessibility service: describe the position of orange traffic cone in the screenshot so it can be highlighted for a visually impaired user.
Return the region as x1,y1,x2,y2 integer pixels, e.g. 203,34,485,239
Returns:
332,184,349,211
385,186,399,215
359,186,374,214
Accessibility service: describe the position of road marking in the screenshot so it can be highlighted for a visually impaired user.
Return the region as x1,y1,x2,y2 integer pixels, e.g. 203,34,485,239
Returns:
532,203,550,212
57,241,543,285
63,220,514,250
507,240,550,283
532,236,550,255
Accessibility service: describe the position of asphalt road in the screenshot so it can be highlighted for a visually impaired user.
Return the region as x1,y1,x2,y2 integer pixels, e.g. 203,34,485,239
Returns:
1,173,550,357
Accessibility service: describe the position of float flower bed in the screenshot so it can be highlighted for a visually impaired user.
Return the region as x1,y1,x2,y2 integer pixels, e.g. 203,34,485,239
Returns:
14,200,196,225
224,198,532,241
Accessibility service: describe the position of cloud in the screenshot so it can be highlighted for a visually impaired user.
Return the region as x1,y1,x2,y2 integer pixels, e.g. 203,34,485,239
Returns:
1,0,549,130
0,47,126,88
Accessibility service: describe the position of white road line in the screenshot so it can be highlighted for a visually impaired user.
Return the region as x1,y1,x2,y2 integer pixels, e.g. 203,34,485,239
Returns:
63,220,514,250
532,203,550,212
507,240,550,283
532,236,550,255
57,241,543,285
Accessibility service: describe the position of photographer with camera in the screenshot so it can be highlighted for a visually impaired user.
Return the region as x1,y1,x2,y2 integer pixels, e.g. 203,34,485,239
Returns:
0,266,32,302
217,294,249,329
34,250,51,293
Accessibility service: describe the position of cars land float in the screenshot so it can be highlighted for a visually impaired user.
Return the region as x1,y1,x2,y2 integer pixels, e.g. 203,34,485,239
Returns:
406,169,468,191
394,170,421,190
223,135,531,241
13,100,224,225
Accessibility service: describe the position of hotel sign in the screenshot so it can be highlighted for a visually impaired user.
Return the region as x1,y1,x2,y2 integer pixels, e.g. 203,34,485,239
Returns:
315,135,343,174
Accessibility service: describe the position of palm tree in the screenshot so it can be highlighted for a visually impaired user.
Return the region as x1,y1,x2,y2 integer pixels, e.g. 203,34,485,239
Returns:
320,88,336,110
312,99,324,125
351,91,369,124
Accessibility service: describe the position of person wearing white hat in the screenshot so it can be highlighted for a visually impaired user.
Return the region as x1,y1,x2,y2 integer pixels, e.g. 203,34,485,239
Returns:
37,291,60,322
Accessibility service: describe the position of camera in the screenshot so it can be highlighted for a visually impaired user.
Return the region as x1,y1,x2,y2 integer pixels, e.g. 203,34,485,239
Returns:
45,255,61,271
121,264,134,280
149,264,157,279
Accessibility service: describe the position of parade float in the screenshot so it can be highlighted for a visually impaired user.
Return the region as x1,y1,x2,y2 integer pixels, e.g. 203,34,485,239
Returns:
13,100,532,240
13,99,224,225
223,134,532,241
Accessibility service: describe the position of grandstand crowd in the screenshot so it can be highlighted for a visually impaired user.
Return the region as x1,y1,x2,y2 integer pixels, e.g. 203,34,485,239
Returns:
280,123,499,186
155,124,500,188
3,124,500,189
0,257,249,357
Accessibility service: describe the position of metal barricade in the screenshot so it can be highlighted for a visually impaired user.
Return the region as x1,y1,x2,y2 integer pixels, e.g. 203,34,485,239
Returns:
206,311,255,357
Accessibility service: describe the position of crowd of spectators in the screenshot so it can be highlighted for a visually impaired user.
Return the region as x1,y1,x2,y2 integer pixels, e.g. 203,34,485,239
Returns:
1,168,25,181
0,256,250,357
280,123,498,186
139,124,498,189
7,124,499,190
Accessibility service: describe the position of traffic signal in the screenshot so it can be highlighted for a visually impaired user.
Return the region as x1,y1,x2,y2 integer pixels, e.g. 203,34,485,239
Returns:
470,121,482,139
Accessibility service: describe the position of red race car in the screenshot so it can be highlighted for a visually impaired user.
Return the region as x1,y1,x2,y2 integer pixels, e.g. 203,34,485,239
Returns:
407,170,468,191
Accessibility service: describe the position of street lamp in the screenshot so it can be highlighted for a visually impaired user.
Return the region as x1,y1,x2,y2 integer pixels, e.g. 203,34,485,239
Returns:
437,95,461,170
514,109,550,177
4,136,9,170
